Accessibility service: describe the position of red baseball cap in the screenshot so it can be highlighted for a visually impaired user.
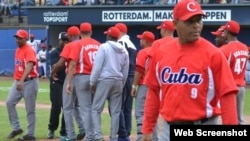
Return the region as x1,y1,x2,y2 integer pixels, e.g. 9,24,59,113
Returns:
157,20,175,31
137,31,155,43
67,26,80,35
80,22,92,32
104,26,120,39
115,23,128,33
40,43,46,48
224,20,240,34
211,25,225,36
14,29,28,39
173,0,206,21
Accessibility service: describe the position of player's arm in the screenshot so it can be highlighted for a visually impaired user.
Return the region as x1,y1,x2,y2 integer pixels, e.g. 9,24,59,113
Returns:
41,37,47,43
66,59,76,94
220,91,238,124
131,66,144,97
51,57,66,80
142,87,160,134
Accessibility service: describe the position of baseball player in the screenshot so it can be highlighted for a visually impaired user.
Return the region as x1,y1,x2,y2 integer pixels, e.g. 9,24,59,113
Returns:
114,22,137,141
47,32,69,139
141,1,239,141
211,25,227,47
51,26,85,141
6,29,39,141
219,20,249,125
37,43,47,78
27,33,47,53
90,26,129,141
66,22,101,141
130,31,157,141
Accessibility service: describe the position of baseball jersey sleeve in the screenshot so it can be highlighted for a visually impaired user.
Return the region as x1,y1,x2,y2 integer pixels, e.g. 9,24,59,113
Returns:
68,42,81,62
60,43,71,60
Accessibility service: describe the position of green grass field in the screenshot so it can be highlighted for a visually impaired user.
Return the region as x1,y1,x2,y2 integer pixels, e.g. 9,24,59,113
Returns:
0,78,250,140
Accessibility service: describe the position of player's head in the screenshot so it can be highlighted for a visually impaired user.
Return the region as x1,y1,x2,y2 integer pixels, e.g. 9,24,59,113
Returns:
223,20,240,41
14,29,28,47
137,31,155,48
157,20,175,38
104,26,120,41
80,22,92,37
173,0,206,44
40,43,46,50
58,32,69,48
115,23,127,37
211,25,227,47
67,26,80,42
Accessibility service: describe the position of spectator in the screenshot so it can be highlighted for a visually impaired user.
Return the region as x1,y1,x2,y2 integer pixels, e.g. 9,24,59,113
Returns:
6,29,39,141
90,26,129,141
0,0,13,16
27,33,47,53
45,0,60,6
37,43,47,79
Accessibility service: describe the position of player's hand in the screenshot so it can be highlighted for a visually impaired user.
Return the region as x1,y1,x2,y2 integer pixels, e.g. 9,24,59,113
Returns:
90,85,95,95
66,83,71,95
141,134,152,141
131,85,137,97
51,73,58,81
16,80,24,91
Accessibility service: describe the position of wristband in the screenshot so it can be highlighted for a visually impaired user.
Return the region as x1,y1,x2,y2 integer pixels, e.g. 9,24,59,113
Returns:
132,84,138,89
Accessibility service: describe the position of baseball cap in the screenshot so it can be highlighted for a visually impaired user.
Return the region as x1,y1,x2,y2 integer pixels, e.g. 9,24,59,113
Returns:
14,29,28,39
137,31,155,43
224,20,240,34
211,25,225,36
58,32,68,39
67,26,80,35
157,20,175,31
104,26,120,39
40,43,46,48
173,0,206,21
80,22,92,32
115,23,127,33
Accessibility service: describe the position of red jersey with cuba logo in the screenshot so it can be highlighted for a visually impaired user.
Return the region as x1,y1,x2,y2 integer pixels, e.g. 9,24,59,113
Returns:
14,44,38,80
68,38,101,75
220,41,249,86
144,38,238,126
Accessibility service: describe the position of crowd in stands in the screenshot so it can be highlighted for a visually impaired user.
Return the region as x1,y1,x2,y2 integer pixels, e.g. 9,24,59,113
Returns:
1,0,250,16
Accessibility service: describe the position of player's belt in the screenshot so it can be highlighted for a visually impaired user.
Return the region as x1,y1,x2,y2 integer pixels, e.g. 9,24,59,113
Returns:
16,77,37,82
167,117,210,125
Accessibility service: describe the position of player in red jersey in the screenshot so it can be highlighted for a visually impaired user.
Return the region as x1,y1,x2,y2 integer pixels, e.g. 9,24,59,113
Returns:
149,20,175,59
220,20,249,125
130,31,157,141
51,26,85,141
6,29,39,141
66,22,101,141
141,1,238,141
211,25,227,47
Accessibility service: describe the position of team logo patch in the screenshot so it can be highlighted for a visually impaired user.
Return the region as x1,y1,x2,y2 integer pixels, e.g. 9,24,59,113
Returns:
160,67,203,85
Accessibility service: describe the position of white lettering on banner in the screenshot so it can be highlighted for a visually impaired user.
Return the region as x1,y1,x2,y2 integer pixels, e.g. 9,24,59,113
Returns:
203,10,231,21
43,11,69,23
102,11,153,22
102,10,231,22
154,10,173,21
